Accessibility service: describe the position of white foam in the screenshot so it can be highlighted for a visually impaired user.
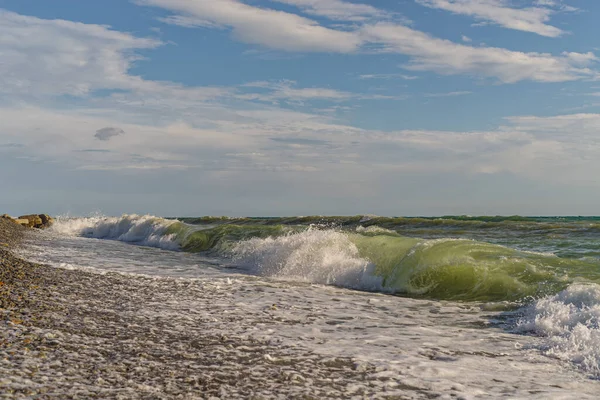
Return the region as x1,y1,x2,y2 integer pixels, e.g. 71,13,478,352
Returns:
50,214,180,250
356,225,397,235
359,214,380,223
231,229,385,291
518,283,600,377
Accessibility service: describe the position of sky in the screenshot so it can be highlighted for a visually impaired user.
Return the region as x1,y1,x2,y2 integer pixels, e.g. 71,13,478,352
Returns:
1,0,600,217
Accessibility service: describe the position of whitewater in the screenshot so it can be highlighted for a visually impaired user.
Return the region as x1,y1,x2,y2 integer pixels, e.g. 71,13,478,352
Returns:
14,214,600,398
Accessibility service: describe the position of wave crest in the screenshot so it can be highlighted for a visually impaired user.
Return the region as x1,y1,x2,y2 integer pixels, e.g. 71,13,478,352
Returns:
232,229,385,291
51,214,181,250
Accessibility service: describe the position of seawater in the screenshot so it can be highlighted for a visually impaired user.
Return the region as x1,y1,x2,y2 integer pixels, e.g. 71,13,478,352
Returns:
16,214,600,397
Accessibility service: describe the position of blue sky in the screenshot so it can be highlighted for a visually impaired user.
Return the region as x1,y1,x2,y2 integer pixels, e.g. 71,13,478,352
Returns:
1,0,600,216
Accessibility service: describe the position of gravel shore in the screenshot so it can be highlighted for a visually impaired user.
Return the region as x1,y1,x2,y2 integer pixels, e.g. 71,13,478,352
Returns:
0,220,41,311
0,219,402,399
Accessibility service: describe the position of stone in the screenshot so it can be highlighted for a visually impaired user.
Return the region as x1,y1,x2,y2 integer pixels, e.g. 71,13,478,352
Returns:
18,215,42,228
17,214,54,229
2,213,54,229
38,214,54,227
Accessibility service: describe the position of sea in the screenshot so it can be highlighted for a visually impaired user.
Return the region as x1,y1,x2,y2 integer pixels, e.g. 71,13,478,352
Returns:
15,214,600,398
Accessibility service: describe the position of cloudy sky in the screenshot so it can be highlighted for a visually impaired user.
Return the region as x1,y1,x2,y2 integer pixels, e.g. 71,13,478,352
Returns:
1,0,599,216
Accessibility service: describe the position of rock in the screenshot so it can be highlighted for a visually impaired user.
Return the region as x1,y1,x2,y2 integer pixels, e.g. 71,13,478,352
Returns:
17,214,54,229
18,215,42,228
38,214,54,227
14,219,31,227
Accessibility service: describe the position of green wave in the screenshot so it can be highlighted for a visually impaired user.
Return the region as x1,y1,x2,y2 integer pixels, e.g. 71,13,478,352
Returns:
165,223,296,252
350,234,599,302
165,222,600,302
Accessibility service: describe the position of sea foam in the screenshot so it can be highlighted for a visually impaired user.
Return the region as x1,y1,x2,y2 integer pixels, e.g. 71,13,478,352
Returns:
50,214,181,250
518,283,600,377
231,229,385,291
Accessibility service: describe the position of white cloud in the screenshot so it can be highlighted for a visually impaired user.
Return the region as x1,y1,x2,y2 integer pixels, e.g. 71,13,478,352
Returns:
0,10,160,96
133,1,597,84
0,8,386,121
240,80,353,98
0,106,258,171
238,80,396,103
505,113,600,142
0,9,236,105
424,91,472,97
362,23,598,83
157,15,225,29
3,101,600,187
534,0,578,12
359,73,419,80
134,0,361,52
416,0,564,37
461,35,472,42
269,0,388,21
2,8,600,188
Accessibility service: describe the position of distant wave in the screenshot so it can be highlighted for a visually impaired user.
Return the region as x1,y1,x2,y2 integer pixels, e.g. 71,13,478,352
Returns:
180,214,600,234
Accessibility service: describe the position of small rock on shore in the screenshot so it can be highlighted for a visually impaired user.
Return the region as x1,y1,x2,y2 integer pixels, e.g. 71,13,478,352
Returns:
0,214,54,229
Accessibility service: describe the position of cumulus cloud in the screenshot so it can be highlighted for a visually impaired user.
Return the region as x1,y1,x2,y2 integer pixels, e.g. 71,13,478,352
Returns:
95,127,125,141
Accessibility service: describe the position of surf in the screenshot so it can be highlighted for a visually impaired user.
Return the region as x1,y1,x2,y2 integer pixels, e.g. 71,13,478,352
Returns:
49,214,600,302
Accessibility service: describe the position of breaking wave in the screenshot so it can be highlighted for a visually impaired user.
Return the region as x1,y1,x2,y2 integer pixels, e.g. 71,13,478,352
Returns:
50,214,600,302
50,214,181,251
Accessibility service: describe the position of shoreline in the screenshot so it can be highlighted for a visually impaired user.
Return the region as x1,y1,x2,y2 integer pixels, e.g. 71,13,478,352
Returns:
0,219,393,399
